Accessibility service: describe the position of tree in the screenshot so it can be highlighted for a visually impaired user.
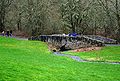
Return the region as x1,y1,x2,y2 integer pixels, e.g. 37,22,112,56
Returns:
60,0,93,33
0,0,13,32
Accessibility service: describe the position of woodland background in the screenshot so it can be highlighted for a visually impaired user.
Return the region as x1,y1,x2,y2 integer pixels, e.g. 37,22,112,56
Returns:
0,0,120,41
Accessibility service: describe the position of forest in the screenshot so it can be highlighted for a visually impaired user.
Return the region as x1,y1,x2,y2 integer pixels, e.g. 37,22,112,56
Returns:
0,0,120,41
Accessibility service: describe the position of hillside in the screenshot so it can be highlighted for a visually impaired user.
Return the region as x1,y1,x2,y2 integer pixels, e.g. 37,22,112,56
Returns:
0,36,120,81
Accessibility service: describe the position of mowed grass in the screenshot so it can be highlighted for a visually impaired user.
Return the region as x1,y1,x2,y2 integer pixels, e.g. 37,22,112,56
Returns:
0,36,120,81
63,46,120,62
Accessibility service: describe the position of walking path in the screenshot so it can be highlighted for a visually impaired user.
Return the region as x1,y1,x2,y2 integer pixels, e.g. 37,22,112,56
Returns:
105,44,120,46
15,37,28,40
0,35,28,40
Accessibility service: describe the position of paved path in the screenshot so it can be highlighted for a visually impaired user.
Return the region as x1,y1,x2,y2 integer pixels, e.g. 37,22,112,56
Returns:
0,35,28,40
53,52,120,64
105,44,120,46
15,37,28,40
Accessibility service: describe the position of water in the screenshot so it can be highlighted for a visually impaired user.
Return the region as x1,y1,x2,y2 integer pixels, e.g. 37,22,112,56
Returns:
53,52,120,64
54,52,85,62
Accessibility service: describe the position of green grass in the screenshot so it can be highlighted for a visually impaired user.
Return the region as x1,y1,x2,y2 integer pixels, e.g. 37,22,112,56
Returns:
0,36,120,81
63,46,120,62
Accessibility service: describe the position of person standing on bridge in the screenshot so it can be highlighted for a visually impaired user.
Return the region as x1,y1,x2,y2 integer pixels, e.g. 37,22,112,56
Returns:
6,30,10,37
69,32,78,37
2,31,5,36
10,30,13,37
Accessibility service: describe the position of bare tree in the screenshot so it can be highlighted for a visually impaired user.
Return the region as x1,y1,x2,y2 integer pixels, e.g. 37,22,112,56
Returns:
0,0,13,32
60,0,93,33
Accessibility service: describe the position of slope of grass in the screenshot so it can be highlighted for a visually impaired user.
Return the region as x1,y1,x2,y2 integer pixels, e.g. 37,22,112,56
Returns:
0,36,120,81
63,46,120,62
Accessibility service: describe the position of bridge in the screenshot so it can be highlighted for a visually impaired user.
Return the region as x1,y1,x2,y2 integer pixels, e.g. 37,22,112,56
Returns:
28,35,118,51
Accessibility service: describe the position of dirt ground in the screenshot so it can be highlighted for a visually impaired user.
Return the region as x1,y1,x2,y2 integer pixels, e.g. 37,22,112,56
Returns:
13,31,29,38
48,43,60,51
72,47,102,52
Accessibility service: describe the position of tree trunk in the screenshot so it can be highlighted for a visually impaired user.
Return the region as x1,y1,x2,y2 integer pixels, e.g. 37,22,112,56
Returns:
116,14,120,41
115,0,120,41
17,13,22,31
70,14,75,33
0,22,5,32
0,14,5,32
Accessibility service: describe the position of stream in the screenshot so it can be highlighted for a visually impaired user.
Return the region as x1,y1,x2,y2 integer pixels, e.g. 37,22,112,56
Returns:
53,52,120,65
54,52,85,62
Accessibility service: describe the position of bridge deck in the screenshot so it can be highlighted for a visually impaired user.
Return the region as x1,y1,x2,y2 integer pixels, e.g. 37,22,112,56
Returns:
87,35,117,44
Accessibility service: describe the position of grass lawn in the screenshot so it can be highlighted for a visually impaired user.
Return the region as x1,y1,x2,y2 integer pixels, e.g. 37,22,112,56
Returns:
0,36,120,81
63,46,120,62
